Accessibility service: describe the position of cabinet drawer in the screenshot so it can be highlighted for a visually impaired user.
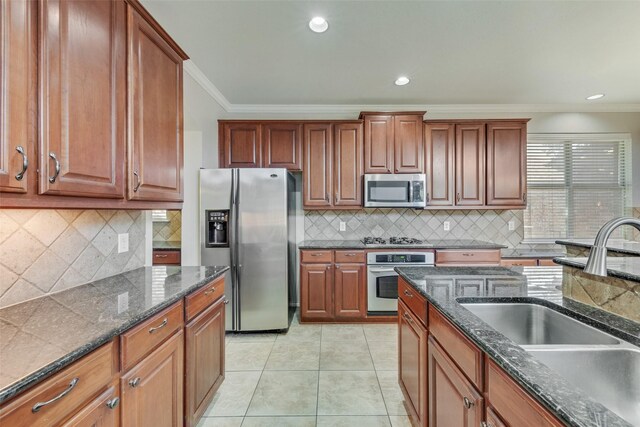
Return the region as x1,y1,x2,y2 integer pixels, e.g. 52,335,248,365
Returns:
436,249,500,265
185,276,226,322
121,302,184,371
334,250,365,263
398,277,427,326
0,341,117,427
500,258,538,267
153,250,181,265
428,305,483,390
486,360,563,427
300,250,333,263
538,259,557,267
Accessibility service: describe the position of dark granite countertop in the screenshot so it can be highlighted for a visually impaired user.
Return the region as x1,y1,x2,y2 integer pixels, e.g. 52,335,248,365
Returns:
152,240,182,251
554,256,640,283
299,239,506,250
556,239,640,256
396,265,640,427
0,266,228,404
501,248,565,259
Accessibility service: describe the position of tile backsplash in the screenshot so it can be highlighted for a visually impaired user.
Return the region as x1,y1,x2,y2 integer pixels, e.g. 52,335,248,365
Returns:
0,210,146,308
633,208,640,242
304,209,525,247
153,210,182,242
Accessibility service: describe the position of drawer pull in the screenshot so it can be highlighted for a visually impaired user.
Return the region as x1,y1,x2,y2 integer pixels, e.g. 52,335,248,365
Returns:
463,396,473,409
32,378,79,413
155,254,168,258
402,313,413,324
148,318,168,333
129,377,141,388
106,397,120,409
403,289,413,298
15,146,28,181
204,287,216,295
311,253,325,257
462,253,474,257
344,253,356,257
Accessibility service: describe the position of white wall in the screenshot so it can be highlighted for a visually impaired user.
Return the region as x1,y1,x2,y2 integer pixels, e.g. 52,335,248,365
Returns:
181,131,203,266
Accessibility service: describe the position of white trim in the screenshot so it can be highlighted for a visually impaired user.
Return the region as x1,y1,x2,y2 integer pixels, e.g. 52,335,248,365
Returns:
183,61,640,115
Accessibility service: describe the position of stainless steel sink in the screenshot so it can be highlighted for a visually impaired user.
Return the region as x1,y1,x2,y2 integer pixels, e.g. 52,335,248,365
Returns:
527,347,640,426
460,303,620,345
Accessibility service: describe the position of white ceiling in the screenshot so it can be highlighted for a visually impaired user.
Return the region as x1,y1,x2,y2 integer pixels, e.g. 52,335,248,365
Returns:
142,0,640,109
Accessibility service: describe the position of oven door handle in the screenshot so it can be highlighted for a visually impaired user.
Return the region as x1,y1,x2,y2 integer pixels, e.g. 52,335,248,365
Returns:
368,268,398,273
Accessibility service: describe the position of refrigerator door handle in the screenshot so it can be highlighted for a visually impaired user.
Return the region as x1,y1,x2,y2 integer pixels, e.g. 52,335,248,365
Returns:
233,169,241,330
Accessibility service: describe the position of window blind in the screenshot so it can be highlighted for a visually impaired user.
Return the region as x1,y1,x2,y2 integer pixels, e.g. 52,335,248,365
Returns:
151,210,168,222
524,134,632,241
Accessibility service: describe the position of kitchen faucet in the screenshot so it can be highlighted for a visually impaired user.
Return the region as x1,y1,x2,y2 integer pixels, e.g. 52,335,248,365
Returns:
583,217,640,277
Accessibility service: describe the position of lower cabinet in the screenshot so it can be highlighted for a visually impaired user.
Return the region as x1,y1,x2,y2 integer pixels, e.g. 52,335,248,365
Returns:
398,300,428,427
427,336,483,427
185,298,226,427
300,263,334,320
334,263,366,319
61,383,120,427
485,406,507,427
121,330,184,427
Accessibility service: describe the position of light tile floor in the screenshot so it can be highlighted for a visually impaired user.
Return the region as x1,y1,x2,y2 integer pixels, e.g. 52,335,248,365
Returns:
198,313,412,427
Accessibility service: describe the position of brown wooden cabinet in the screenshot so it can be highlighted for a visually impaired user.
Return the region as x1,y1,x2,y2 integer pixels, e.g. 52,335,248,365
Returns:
121,330,184,427
61,383,120,427
455,123,485,206
363,114,394,173
334,263,366,319
485,406,508,427
220,122,262,168
428,336,483,427
152,249,181,266
128,6,184,202
303,123,333,208
333,122,363,207
39,0,126,198
424,123,455,206
185,297,225,427
486,121,527,206
262,122,302,170
300,263,334,320
394,114,424,173
0,0,34,194
398,300,428,427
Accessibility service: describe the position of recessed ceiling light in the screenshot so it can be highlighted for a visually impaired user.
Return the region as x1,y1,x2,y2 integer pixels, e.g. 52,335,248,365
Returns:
395,76,410,86
309,17,328,33
586,93,605,100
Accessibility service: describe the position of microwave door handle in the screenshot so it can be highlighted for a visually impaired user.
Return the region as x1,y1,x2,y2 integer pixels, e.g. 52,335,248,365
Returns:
408,182,414,203
369,268,397,273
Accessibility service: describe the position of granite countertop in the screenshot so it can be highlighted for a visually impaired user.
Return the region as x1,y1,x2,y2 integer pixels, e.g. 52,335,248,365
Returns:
554,256,640,283
152,240,182,251
396,265,640,427
298,239,506,250
556,239,640,256
501,248,565,259
0,266,229,404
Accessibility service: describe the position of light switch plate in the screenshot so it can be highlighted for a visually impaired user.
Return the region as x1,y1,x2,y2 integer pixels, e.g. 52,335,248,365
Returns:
444,221,450,231
339,221,346,232
508,220,515,231
117,292,129,314
118,233,129,253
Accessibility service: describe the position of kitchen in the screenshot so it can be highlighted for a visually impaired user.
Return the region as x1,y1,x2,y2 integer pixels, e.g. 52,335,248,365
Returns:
0,0,639,426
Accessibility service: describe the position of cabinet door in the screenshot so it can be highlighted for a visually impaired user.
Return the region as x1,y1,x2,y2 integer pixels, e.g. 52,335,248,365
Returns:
61,383,120,427
39,0,126,198
262,122,301,170
486,406,508,427
220,122,261,168
121,331,184,427
486,121,527,206
303,123,332,208
333,122,363,207
300,263,333,320
424,123,455,206
334,263,366,319
185,298,225,427
398,300,428,427
455,123,485,206
0,0,34,194
363,114,393,174
128,8,183,202
428,336,483,427
394,115,423,173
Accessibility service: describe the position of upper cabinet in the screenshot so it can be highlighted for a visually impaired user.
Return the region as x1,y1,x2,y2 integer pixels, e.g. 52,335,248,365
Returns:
424,123,455,206
128,6,184,202
262,122,302,171
303,123,333,208
361,112,425,174
219,122,262,168
455,123,486,207
39,0,126,198
0,0,35,194
486,121,527,206
333,122,363,207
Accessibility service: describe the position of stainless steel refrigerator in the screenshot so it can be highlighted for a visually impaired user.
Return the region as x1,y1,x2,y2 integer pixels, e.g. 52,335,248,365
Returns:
200,168,296,332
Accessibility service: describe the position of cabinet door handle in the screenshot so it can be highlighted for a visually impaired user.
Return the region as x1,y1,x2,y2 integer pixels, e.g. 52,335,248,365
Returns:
15,146,28,181
133,171,141,192
148,318,168,333
223,299,230,304
456,192,461,203
402,313,413,324
129,377,141,388
204,286,216,295
106,397,120,409
523,192,527,204
426,192,430,203
32,378,79,413
463,396,473,409
403,289,413,298
48,152,61,183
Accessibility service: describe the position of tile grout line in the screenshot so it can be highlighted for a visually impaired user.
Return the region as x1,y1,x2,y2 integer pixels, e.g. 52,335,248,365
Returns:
240,336,276,425
364,324,394,427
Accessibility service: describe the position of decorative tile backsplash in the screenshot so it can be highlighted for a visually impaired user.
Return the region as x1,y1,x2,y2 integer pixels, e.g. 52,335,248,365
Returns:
0,210,146,308
633,208,640,242
304,209,525,247
153,210,182,242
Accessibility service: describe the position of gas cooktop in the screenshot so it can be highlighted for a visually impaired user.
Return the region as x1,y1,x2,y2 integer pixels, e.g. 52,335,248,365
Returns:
361,237,424,245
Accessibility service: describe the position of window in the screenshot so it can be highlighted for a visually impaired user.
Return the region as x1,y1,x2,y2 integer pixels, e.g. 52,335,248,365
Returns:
524,134,632,241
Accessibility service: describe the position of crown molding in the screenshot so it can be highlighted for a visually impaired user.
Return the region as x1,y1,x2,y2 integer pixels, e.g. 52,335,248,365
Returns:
184,61,640,115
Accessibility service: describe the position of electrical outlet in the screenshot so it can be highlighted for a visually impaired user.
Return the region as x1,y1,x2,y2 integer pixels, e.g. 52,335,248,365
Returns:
339,221,346,232
118,233,129,253
444,221,450,231
117,292,129,314
508,220,515,231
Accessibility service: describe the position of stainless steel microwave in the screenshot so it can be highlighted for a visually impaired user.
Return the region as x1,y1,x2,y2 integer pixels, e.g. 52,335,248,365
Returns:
364,174,426,208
